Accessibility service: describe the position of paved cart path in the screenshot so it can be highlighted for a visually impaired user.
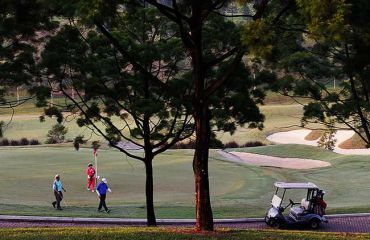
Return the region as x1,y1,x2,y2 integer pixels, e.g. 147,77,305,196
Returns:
1,215,370,233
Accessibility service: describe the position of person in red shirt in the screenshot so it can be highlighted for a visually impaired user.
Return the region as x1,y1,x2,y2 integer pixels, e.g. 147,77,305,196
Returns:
86,163,96,192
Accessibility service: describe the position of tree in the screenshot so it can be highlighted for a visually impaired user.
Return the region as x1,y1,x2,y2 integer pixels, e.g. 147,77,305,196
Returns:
317,117,337,151
0,0,55,137
46,123,68,144
38,8,193,226
69,0,281,231
271,0,370,147
40,0,282,230
135,1,284,231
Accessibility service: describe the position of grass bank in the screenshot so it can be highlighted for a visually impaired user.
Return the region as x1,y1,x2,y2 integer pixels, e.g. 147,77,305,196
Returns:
1,228,369,240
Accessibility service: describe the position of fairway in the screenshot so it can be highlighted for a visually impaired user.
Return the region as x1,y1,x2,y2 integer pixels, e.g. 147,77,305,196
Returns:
1,145,370,218
0,102,318,144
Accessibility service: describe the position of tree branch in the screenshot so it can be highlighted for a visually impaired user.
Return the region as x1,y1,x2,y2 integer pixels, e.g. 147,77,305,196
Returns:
204,50,245,97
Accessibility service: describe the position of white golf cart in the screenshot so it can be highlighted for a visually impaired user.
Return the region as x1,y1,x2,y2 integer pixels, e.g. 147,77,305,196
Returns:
265,182,328,229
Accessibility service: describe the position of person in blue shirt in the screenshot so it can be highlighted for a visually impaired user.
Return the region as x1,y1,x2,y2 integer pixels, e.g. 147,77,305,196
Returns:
52,174,66,210
96,178,112,213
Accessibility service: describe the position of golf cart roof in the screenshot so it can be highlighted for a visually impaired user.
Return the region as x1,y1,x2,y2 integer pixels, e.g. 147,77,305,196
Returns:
274,182,319,190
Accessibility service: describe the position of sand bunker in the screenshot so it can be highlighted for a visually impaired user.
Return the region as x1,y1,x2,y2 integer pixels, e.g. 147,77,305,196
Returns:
267,129,370,155
218,150,331,170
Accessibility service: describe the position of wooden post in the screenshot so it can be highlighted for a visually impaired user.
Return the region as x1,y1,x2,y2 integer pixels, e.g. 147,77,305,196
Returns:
94,148,98,189
16,86,20,104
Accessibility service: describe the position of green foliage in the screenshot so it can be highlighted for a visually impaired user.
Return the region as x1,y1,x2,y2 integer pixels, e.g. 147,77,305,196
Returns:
269,0,370,144
296,0,351,42
0,0,55,105
45,124,67,144
44,107,63,123
317,118,337,151
73,135,86,150
241,20,276,59
91,140,101,150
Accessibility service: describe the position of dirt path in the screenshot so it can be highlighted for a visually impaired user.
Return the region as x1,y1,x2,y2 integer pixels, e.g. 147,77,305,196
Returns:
218,150,331,169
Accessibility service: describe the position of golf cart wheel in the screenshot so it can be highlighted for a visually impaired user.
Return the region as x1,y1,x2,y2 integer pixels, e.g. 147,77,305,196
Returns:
269,219,281,229
310,219,320,230
264,216,271,226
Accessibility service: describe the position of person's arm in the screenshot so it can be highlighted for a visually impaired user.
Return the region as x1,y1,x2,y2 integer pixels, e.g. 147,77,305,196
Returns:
96,184,101,196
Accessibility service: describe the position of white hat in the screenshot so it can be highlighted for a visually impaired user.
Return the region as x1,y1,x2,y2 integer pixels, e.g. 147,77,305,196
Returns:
102,178,107,183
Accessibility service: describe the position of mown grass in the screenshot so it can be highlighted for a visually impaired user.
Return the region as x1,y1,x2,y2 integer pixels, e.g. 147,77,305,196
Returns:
0,94,321,144
0,104,304,144
0,147,275,218
231,144,370,214
2,145,370,218
1,228,370,240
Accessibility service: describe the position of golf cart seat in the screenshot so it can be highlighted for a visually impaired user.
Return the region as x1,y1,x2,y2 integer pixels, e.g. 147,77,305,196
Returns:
289,198,311,219
301,198,310,210
290,206,304,216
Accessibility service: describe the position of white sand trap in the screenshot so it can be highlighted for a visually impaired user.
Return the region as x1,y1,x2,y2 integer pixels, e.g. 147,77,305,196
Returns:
267,129,370,155
218,150,331,170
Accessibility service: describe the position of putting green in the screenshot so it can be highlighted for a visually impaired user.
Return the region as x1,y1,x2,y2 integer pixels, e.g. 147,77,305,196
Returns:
0,145,370,218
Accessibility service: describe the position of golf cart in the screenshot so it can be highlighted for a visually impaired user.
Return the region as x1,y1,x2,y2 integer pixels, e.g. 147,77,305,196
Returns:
265,182,328,229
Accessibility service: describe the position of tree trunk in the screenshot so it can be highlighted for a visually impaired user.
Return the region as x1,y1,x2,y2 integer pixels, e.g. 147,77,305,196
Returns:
144,159,157,226
345,44,370,145
189,3,214,230
193,103,214,231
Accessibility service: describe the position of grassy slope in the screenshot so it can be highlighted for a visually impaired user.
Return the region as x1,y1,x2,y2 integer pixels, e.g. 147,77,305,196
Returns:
1,228,369,240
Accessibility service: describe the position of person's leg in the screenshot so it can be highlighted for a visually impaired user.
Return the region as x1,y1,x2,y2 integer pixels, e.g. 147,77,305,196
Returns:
87,177,92,190
52,191,58,208
90,177,95,191
57,191,63,209
98,195,103,211
101,194,108,211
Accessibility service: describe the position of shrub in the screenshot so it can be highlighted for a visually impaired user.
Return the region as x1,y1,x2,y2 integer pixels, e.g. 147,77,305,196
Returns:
209,138,224,149
0,138,9,146
20,138,30,145
224,141,240,148
172,140,196,149
242,141,265,147
30,139,40,145
46,124,68,144
10,140,20,146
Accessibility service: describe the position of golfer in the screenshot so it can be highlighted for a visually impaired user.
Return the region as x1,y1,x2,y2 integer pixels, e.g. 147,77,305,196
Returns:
96,178,112,213
52,174,66,210
86,163,96,192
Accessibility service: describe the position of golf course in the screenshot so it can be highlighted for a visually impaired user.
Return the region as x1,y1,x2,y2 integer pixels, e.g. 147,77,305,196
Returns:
1,92,370,219
1,96,370,219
